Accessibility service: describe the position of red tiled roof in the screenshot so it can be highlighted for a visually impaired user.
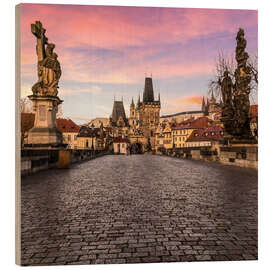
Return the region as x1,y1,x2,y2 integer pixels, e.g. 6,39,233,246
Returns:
56,118,80,133
77,126,100,137
186,126,224,142
172,117,213,130
113,137,129,143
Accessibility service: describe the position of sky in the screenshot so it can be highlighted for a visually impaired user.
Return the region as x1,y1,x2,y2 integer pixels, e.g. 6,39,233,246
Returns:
20,4,258,124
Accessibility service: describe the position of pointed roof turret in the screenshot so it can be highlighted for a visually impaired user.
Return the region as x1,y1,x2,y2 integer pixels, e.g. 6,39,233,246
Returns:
137,93,141,105
158,92,160,102
131,97,135,107
143,77,154,103
202,96,205,111
111,100,128,126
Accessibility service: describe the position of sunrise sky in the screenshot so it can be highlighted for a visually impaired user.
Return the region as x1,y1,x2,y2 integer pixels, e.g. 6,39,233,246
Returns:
20,4,258,123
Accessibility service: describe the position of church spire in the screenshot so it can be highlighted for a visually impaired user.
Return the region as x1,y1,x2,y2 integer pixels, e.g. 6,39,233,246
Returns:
137,93,141,105
201,96,205,111
131,97,134,107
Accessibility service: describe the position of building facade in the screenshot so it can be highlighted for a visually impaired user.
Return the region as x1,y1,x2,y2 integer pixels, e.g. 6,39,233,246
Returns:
160,111,204,124
186,126,224,149
76,125,106,150
109,77,161,153
129,77,161,152
109,99,129,138
171,117,214,149
56,118,80,149
113,137,129,154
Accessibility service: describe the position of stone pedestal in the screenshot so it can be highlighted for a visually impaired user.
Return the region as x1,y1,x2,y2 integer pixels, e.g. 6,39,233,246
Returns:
27,95,63,147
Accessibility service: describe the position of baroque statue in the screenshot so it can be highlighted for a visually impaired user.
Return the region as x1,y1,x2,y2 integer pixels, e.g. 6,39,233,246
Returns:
221,28,252,140
31,21,61,96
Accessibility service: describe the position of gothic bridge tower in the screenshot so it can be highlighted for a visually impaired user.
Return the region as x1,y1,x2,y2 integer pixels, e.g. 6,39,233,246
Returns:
140,77,161,142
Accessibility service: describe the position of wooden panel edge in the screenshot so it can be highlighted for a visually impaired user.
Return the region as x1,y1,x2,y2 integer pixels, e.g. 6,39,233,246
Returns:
15,3,21,266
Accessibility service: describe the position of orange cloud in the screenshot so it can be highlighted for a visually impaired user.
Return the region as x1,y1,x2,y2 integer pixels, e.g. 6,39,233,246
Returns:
168,95,203,107
162,95,203,115
180,96,202,105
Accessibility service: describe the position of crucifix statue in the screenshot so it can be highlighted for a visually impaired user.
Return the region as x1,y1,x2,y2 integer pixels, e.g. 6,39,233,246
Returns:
27,21,63,147
31,21,61,97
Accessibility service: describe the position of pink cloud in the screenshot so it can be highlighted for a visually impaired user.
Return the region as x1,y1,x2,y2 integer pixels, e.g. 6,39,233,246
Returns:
19,4,257,89
20,4,257,58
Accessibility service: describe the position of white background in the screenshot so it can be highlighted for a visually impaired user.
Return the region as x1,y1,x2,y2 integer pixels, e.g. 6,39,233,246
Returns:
1,0,269,269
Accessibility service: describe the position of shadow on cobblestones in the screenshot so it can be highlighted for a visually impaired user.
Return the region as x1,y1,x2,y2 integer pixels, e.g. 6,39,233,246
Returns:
21,155,257,265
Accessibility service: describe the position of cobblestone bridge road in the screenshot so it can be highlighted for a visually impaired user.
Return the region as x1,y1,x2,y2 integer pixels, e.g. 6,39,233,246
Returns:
21,155,257,265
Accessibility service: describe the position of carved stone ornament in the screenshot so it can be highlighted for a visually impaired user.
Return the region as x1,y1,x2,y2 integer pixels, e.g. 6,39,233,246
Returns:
221,28,252,140
31,21,61,97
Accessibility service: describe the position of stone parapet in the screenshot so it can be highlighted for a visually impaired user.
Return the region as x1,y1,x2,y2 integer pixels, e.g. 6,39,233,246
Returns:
219,144,258,169
21,149,108,175
162,144,257,169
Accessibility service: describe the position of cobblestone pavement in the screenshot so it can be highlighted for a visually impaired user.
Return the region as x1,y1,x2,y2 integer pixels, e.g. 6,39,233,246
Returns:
21,155,257,266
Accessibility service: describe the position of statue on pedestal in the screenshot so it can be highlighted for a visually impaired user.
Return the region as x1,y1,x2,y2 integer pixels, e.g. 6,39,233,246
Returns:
26,21,63,147
233,28,252,138
221,28,253,141
31,21,61,96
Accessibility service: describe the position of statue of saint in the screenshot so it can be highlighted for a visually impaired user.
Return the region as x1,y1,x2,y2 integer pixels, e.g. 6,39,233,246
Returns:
31,21,61,96
221,71,233,106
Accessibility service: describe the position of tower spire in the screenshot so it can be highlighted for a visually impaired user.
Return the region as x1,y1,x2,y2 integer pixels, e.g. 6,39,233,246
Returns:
143,77,154,102
131,97,134,107
202,96,205,111
137,93,140,104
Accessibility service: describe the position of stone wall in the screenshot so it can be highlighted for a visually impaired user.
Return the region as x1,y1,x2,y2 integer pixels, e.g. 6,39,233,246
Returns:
219,145,258,169
164,144,257,169
21,149,108,176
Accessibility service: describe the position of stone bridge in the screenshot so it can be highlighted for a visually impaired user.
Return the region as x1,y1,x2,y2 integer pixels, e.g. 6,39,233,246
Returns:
21,155,257,265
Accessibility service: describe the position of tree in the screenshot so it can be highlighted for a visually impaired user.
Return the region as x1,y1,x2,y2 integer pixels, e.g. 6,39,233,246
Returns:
248,54,258,85
247,54,258,103
56,104,63,118
20,97,34,146
20,97,32,113
208,52,235,102
21,110,35,147
208,52,258,103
